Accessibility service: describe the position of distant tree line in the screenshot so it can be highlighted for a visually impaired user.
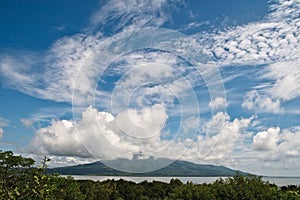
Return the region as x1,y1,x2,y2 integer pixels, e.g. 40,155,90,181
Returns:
1,150,300,200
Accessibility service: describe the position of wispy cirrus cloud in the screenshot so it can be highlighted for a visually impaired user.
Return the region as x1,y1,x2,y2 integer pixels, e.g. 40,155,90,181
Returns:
1,0,299,106
262,60,300,102
240,58,300,114
90,0,178,32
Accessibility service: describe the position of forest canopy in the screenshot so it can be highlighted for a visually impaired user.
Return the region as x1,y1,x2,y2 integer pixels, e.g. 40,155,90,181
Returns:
0,150,299,200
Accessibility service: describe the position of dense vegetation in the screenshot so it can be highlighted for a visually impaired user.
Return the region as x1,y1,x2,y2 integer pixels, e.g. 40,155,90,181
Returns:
1,151,300,200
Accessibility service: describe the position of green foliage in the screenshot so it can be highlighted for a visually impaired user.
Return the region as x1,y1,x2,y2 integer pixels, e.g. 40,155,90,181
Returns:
50,176,85,200
0,151,83,200
210,174,280,200
1,150,300,200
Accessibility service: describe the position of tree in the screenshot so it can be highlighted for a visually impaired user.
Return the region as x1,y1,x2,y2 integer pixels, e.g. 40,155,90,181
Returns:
0,150,35,199
51,176,85,200
0,151,55,199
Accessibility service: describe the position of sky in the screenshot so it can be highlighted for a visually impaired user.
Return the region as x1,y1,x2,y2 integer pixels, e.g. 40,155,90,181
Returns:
0,0,300,176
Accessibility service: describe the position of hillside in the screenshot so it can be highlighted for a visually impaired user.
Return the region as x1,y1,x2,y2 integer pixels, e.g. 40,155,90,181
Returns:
48,159,250,177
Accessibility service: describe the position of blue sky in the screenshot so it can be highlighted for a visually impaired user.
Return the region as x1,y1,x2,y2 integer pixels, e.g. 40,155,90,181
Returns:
0,0,300,176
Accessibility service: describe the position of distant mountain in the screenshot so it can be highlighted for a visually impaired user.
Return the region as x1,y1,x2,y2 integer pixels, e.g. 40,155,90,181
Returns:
48,158,251,177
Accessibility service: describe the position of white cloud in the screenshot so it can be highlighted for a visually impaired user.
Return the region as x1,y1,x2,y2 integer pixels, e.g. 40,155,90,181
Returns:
208,97,229,110
263,60,300,101
252,127,280,151
20,118,34,127
46,155,96,168
240,59,300,115
204,112,230,137
30,106,253,168
0,34,102,103
90,0,174,31
279,126,300,157
194,0,300,115
0,127,3,139
1,0,299,107
0,29,209,110
0,116,9,139
242,90,282,113
30,105,168,160
21,153,96,168
197,0,300,66
222,125,300,176
252,126,300,157
0,55,35,84
96,50,206,120
1,0,299,175
182,116,200,135
116,104,168,139
0,116,9,127
108,59,178,111
30,119,90,158
197,112,252,161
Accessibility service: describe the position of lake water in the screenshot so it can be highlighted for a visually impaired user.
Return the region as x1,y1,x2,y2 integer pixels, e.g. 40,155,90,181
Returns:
66,175,300,186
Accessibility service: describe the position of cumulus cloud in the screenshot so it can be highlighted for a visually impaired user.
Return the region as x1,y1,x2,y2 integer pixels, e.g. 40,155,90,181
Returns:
182,116,200,135
204,112,230,137
219,125,300,176
30,106,252,166
208,97,229,110
198,112,252,161
279,126,300,157
116,104,168,139
252,127,280,151
30,119,90,158
251,126,300,160
242,90,282,113
30,105,168,160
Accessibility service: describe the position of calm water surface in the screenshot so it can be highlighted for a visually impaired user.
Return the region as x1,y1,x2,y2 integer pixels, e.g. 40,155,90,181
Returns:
66,175,300,186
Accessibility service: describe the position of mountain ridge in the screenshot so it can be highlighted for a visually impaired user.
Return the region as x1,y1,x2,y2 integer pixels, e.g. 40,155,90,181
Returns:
47,158,251,177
